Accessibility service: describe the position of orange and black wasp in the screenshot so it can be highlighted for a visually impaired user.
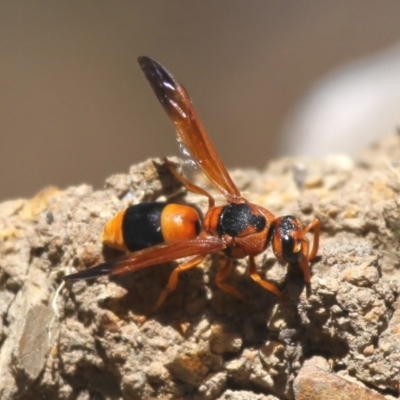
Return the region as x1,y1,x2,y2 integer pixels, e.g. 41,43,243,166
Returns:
65,56,320,314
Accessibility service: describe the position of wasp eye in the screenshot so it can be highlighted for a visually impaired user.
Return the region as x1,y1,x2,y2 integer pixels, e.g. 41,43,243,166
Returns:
281,235,302,264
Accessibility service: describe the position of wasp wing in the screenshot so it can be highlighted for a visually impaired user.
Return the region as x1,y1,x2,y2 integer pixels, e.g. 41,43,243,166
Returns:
138,56,241,202
64,237,224,280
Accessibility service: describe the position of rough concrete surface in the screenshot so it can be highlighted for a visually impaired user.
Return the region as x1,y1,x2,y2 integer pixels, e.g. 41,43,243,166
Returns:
1,135,400,399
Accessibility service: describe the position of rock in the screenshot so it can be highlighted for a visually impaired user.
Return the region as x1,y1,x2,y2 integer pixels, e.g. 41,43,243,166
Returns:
2,136,400,398
293,365,386,400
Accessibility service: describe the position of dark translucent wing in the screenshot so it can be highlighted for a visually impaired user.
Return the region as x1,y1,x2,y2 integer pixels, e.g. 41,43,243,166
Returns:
64,238,224,280
138,56,241,202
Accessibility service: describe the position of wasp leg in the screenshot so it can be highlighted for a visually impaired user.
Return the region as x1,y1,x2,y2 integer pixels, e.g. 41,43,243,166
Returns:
299,239,311,283
147,254,206,317
304,218,320,260
248,255,282,297
215,258,247,302
298,218,320,283
164,158,215,208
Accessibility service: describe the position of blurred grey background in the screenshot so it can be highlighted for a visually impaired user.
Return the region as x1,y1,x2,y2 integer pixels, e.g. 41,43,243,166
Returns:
2,1,400,200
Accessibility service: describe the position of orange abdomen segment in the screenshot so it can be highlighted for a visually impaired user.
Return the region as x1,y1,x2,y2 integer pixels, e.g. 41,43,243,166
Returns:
101,209,127,251
161,204,201,243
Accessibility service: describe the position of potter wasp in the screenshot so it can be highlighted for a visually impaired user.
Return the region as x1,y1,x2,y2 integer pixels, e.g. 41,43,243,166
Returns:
65,56,320,314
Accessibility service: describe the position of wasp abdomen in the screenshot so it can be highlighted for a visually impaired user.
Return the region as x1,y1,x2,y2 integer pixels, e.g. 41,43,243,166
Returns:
101,202,201,252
